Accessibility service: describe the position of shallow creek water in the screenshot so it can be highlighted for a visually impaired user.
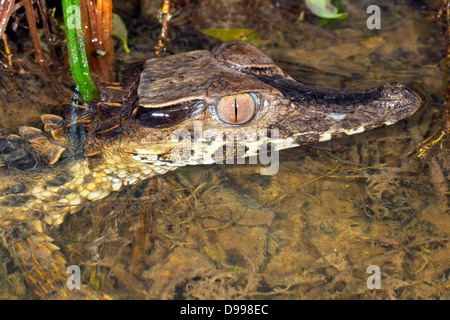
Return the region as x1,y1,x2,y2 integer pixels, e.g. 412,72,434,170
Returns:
0,0,448,299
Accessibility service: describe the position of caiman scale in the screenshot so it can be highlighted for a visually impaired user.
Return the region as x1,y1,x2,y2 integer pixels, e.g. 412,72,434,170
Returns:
0,41,421,299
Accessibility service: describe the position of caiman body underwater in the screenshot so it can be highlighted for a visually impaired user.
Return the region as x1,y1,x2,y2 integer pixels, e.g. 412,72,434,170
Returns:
0,41,422,298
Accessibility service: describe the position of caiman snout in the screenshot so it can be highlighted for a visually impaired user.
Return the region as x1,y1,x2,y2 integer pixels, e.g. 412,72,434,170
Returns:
267,79,423,145
376,82,422,123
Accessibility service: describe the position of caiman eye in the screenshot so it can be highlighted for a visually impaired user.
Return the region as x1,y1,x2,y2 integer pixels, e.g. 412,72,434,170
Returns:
215,93,257,125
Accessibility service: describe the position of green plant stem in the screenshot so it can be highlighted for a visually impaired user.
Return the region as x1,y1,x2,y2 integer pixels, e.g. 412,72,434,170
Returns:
62,0,98,101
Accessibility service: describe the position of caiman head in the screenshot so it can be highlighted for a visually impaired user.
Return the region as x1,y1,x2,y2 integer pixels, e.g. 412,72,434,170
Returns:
87,40,421,173
29,41,422,179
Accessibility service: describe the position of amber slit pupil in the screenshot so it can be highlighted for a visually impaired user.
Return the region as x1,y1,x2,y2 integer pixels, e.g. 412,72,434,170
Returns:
216,93,257,125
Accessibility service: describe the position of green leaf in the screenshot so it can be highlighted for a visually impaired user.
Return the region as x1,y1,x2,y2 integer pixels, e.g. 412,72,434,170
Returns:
112,13,130,53
305,0,348,19
200,28,263,46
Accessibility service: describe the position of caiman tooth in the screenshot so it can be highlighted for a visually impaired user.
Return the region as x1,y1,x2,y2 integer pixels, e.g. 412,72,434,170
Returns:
27,136,67,165
41,114,65,133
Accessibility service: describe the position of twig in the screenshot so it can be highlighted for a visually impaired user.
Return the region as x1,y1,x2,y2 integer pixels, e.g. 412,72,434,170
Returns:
36,0,61,72
1,33,22,95
23,0,65,93
79,0,114,83
0,0,15,38
155,0,173,58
